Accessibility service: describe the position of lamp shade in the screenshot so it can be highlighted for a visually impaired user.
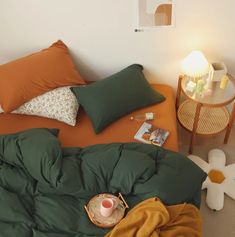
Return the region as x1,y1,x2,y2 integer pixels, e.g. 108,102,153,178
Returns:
181,50,209,77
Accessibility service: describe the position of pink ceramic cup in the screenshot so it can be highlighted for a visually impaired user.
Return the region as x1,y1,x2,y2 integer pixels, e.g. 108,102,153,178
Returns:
100,198,116,217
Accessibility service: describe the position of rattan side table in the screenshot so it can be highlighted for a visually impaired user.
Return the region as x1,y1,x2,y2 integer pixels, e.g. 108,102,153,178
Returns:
176,75,235,154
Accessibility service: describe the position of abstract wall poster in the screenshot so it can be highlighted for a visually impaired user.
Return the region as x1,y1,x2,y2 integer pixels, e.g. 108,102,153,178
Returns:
135,0,175,31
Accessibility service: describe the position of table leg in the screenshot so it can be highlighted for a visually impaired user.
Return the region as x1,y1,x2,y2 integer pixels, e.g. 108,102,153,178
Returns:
224,102,235,144
176,75,183,109
189,103,202,154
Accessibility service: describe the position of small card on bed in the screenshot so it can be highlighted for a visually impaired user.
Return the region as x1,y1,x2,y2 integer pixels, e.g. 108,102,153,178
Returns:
134,122,170,147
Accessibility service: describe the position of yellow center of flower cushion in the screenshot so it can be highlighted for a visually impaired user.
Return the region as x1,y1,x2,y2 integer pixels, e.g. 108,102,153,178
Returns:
208,169,225,184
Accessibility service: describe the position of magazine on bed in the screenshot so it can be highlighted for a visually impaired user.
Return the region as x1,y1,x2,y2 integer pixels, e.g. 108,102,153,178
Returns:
134,122,170,146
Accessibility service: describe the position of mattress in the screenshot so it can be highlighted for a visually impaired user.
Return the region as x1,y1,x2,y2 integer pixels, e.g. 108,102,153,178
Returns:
0,84,178,151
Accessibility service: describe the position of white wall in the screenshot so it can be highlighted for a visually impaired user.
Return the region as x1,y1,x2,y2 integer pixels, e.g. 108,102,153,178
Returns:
0,0,235,89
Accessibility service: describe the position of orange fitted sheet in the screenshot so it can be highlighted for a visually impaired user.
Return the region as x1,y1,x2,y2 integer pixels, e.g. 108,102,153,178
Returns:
0,84,179,152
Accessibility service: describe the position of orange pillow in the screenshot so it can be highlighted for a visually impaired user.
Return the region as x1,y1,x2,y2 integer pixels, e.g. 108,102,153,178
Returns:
0,40,85,113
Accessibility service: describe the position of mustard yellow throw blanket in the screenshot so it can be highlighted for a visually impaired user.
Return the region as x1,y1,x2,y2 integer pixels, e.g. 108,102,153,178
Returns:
105,198,202,237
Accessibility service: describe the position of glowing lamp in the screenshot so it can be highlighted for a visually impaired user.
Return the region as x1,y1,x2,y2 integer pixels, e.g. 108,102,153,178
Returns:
181,50,210,78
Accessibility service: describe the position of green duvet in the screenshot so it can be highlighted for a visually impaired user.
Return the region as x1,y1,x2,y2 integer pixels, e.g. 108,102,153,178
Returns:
0,128,206,237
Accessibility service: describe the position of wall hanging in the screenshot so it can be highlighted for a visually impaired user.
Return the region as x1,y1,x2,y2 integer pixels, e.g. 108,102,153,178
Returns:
135,0,175,31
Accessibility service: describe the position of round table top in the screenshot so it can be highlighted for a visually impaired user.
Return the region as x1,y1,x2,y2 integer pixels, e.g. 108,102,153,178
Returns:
181,74,235,106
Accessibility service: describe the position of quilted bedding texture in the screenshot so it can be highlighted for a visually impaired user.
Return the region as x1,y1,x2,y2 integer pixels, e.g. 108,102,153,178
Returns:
0,128,207,237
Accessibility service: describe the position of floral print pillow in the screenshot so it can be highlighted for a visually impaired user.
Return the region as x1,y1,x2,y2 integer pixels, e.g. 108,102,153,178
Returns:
0,86,79,126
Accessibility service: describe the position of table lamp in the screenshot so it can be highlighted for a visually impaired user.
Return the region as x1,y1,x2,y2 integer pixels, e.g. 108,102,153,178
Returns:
181,50,210,93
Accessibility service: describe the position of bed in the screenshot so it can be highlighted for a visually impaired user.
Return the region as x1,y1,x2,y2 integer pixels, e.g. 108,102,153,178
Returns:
0,84,178,151
0,41,206,237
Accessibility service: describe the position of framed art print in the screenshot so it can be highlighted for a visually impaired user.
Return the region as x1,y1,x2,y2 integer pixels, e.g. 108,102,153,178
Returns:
135,0,175,31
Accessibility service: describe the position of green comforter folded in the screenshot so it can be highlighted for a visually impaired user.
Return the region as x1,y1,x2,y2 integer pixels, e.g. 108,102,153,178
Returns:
0,128,206,237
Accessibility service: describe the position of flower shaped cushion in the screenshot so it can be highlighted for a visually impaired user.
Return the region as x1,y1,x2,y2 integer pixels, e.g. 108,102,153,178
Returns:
189,149,235,211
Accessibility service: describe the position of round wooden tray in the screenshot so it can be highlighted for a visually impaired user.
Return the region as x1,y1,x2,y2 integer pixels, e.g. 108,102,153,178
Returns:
84,193,129,228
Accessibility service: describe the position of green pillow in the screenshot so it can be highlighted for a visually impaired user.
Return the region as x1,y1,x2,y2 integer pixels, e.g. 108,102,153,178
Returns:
71,64,165,133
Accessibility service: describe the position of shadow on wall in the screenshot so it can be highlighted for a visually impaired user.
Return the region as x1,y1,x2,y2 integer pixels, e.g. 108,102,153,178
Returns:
70,51,100,81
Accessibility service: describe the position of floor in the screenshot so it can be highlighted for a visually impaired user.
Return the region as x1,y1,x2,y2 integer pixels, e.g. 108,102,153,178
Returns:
178,124,235,237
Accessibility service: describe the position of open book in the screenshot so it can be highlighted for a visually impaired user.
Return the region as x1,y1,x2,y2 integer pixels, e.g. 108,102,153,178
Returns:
134,122,170,147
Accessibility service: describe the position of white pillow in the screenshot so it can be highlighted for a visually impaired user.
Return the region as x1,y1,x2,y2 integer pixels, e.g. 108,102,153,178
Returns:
0,86,79,126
